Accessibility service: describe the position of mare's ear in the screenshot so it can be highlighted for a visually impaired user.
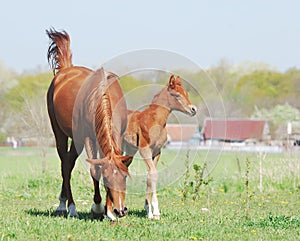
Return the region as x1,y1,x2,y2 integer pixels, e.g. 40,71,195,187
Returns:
86,157,107,166
168,75,176,89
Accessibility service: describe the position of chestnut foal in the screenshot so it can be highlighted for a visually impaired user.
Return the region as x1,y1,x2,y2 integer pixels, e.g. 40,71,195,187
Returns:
123,75,197,219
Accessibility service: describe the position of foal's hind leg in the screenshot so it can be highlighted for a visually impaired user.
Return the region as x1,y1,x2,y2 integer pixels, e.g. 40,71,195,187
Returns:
85,137,105,221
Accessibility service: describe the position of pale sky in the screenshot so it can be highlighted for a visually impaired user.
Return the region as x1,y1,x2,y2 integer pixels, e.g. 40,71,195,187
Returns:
0,0,299,73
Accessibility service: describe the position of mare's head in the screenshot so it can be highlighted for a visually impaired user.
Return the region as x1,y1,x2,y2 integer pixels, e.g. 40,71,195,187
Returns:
86,67,132,219
165,75,197,116
87,156,131,219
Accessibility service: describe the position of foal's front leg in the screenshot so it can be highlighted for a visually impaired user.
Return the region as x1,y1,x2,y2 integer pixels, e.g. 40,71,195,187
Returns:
141,148,160,219
151,153,161,219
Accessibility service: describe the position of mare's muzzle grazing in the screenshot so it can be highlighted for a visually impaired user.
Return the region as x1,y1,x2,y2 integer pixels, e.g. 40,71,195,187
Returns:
114,206,128,217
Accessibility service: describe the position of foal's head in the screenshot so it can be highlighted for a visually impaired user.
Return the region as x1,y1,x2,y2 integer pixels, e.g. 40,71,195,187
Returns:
165,75,197,116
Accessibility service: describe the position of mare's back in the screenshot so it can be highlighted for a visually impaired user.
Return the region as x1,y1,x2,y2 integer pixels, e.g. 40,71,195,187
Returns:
51,66,94,138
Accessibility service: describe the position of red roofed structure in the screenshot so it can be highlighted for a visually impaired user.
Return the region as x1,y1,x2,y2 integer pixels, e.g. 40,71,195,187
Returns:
202,119,266,142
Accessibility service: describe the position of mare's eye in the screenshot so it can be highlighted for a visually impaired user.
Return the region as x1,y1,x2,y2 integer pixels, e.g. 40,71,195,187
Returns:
171,93,180,98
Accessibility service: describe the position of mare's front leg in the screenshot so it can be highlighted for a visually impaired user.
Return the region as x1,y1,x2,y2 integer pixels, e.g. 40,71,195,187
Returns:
85,137,105,221
140,148,161,219
90,166,105,221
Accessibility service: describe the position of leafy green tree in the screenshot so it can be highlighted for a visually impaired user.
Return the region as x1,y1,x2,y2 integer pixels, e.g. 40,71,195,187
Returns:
5,72,52,111
3,72,52,144
285,68,300,109
2,62,300,143
0,62,18,140
234,70,293,113
252,103,300,138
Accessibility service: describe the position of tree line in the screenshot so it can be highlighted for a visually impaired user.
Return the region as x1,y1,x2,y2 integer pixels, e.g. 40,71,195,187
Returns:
0,60,299,143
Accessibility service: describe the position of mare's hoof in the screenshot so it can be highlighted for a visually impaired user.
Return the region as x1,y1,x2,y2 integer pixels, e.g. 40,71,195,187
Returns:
153,215,160,220
53,209,67,218
68,204,79,218
91,209,104,221
68,213,79,218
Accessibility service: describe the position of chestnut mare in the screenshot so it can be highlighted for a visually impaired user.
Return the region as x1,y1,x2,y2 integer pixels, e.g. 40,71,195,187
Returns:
46,29,131,221
123,75,197,219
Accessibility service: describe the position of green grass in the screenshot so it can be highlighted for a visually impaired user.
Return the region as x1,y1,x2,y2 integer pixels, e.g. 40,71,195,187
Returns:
1,147,300,240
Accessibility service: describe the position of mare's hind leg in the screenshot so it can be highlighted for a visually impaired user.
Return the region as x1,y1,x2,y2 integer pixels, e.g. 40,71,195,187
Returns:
64,140,83,217
53,131,68,217
53,133,83,218
85,137,105,221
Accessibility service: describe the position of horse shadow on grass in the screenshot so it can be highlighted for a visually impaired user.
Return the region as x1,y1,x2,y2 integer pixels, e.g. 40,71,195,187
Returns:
25,208,90,221
26,208,147,221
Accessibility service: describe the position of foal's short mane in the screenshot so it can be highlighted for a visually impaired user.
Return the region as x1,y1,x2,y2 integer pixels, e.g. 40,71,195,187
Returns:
151,75,183,105
88,70,129,173
46,28,73,75
151,87,166,105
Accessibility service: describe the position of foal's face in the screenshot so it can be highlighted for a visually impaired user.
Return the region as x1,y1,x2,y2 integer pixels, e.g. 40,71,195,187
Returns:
102,162,128,218
167,75,197,116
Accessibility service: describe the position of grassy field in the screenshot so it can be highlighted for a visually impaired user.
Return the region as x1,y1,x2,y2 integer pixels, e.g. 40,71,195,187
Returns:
1,146,300,240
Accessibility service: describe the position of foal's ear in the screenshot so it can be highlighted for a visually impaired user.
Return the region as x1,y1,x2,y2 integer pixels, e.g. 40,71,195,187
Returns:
168,75,176,89
168,75,182,89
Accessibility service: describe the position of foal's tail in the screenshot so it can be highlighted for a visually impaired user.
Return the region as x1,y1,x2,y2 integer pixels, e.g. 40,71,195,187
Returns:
46,28,73,75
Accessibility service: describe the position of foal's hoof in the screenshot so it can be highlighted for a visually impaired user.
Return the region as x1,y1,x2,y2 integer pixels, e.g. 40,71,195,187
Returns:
53,209,67,218
91,209,104,221
153,215,160,220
